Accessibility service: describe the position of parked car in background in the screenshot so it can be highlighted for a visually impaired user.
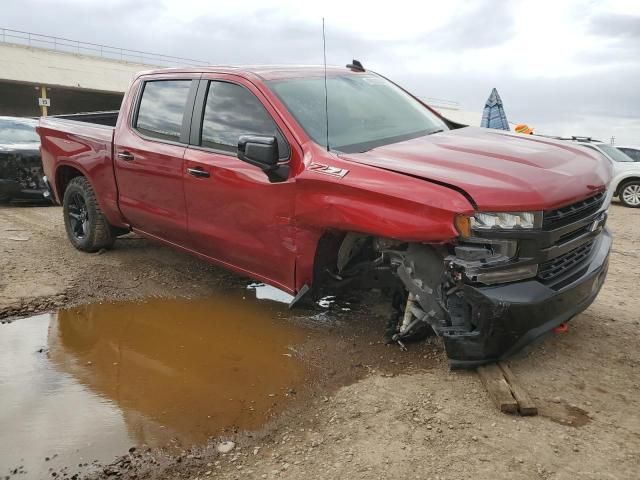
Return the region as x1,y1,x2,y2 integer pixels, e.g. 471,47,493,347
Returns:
0,116,49,203
573,140,640,208
616,145,640,162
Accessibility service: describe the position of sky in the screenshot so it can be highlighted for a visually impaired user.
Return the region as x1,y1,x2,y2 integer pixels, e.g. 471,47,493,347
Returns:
3,0,640,143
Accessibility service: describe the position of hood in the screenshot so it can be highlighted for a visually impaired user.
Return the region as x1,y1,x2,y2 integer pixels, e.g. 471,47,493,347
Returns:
339,127,611,211
0,142,40,154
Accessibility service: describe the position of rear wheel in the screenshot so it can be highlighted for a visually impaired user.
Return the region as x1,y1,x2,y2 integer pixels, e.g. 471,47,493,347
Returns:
619,181,640,208
63,176,116,251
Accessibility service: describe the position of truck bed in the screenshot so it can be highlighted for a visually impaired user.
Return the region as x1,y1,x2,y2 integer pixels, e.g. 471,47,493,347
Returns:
50,110,119,127
39,116,115,144
38,116,125,228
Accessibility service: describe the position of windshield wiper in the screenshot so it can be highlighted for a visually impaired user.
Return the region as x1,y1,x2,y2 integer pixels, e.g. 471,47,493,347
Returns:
426,128,444,136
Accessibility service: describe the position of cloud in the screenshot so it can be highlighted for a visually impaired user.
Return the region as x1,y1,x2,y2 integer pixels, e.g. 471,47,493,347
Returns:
589,13,640,39
1,0,639,142
419,0,516,50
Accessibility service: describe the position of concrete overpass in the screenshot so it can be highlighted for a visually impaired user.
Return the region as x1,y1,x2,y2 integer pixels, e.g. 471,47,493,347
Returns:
0,29,481,126
0,28,208,117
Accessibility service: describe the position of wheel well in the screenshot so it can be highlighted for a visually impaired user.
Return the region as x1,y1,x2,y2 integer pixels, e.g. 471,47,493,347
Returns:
311,230,407,292
56,166,84,200
615,177,640,196
312,230,347,284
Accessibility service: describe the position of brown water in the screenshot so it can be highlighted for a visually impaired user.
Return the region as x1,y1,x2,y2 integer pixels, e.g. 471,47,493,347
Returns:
0,294,309,478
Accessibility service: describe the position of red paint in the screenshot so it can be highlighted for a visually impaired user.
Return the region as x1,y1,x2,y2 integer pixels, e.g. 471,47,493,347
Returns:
182,148,298,291
340,127,611,211
37,66,612,295
553,323,569,334
38,118,128,228
114,126,189,245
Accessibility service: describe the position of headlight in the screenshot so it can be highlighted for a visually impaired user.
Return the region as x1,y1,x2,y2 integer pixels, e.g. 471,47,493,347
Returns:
452,211,541,284
455,211,542,236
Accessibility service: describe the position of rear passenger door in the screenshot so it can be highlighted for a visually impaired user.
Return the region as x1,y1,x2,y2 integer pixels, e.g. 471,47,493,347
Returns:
114,76,198,245
183,77,297,292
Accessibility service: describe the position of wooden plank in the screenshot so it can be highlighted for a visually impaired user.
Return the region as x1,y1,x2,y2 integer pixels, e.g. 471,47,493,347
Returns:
498,362,538,416
477,364,518,414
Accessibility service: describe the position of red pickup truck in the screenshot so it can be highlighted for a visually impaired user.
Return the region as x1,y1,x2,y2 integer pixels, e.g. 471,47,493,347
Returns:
38,63,612,367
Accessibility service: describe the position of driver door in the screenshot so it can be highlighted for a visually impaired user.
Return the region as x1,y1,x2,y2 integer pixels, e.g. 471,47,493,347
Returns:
182,78,297,292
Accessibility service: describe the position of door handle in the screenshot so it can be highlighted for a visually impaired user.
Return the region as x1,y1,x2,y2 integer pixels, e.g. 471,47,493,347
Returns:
187,167,210,178
117,151,134,161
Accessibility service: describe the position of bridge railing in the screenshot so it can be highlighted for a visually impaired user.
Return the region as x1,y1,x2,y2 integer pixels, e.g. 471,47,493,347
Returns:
0,28,210,67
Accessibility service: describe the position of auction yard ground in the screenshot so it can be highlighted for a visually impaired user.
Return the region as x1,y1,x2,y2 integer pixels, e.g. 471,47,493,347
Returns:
1,203,639,479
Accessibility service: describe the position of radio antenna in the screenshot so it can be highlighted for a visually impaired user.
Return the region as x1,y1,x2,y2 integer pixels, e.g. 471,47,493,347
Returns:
322,17,330,152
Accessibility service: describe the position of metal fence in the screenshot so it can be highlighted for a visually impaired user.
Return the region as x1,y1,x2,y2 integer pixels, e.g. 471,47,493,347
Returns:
0,28,210,67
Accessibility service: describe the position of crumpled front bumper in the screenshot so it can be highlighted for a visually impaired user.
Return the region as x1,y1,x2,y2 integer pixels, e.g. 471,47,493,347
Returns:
445,228,611,368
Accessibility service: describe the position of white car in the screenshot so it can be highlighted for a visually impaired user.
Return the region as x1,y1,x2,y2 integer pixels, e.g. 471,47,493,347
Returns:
616,145,640,162
577,141,640,208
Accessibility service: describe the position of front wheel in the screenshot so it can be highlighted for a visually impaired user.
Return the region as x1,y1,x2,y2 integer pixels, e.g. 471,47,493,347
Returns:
63,176,116,251
619,181,640,208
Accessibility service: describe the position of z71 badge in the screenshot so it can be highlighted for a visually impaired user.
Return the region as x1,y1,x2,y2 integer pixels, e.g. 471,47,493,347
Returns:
308,163,349,179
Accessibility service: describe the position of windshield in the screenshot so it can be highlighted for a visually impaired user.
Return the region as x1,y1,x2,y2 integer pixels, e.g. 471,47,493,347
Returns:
268,74,447,153
0,119,39,144
598,144,634,162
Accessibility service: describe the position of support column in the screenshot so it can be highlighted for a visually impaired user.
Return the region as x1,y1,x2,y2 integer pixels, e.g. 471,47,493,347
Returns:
39,85,49,116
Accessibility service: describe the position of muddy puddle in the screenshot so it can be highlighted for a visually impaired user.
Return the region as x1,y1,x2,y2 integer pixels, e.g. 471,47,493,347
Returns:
0,293,312,478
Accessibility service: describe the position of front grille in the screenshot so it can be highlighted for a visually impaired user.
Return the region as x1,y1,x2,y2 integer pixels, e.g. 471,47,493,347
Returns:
538,240,595,282
543,192,605,230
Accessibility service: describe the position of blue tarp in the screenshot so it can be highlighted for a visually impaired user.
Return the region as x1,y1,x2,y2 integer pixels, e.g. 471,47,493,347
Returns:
481,88,510,130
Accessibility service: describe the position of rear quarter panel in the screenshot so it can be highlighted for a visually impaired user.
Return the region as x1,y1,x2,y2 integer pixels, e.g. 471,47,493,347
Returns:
37,118,127,227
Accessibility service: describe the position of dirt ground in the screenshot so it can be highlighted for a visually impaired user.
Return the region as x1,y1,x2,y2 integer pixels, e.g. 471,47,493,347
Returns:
1,202,639,480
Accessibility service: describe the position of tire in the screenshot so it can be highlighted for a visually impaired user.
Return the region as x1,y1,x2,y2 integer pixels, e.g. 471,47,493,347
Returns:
62,176,116,251
619,181,640,208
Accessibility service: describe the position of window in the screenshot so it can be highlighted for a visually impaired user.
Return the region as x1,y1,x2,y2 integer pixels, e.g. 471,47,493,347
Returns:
201,81,289,159
135,80,192,141
0,119,39,144
268,74,447,153
619,148,640,162
598,144,635,162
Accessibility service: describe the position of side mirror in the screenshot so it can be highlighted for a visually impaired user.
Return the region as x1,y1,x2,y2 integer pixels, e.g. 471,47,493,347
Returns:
237,135,279,171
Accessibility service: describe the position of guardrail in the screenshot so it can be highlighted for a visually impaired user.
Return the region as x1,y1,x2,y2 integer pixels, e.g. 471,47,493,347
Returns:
0,28,210,67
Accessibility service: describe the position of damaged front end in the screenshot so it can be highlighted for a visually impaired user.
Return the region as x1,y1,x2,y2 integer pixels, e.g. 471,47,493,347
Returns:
393,200,611,367
323,193,612,368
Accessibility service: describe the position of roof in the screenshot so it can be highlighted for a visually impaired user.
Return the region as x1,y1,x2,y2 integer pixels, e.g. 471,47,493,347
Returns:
138,65,366,81
431,106,482,127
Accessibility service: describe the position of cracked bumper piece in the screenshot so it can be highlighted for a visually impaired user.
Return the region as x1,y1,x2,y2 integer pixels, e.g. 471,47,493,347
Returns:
446,229,611,368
